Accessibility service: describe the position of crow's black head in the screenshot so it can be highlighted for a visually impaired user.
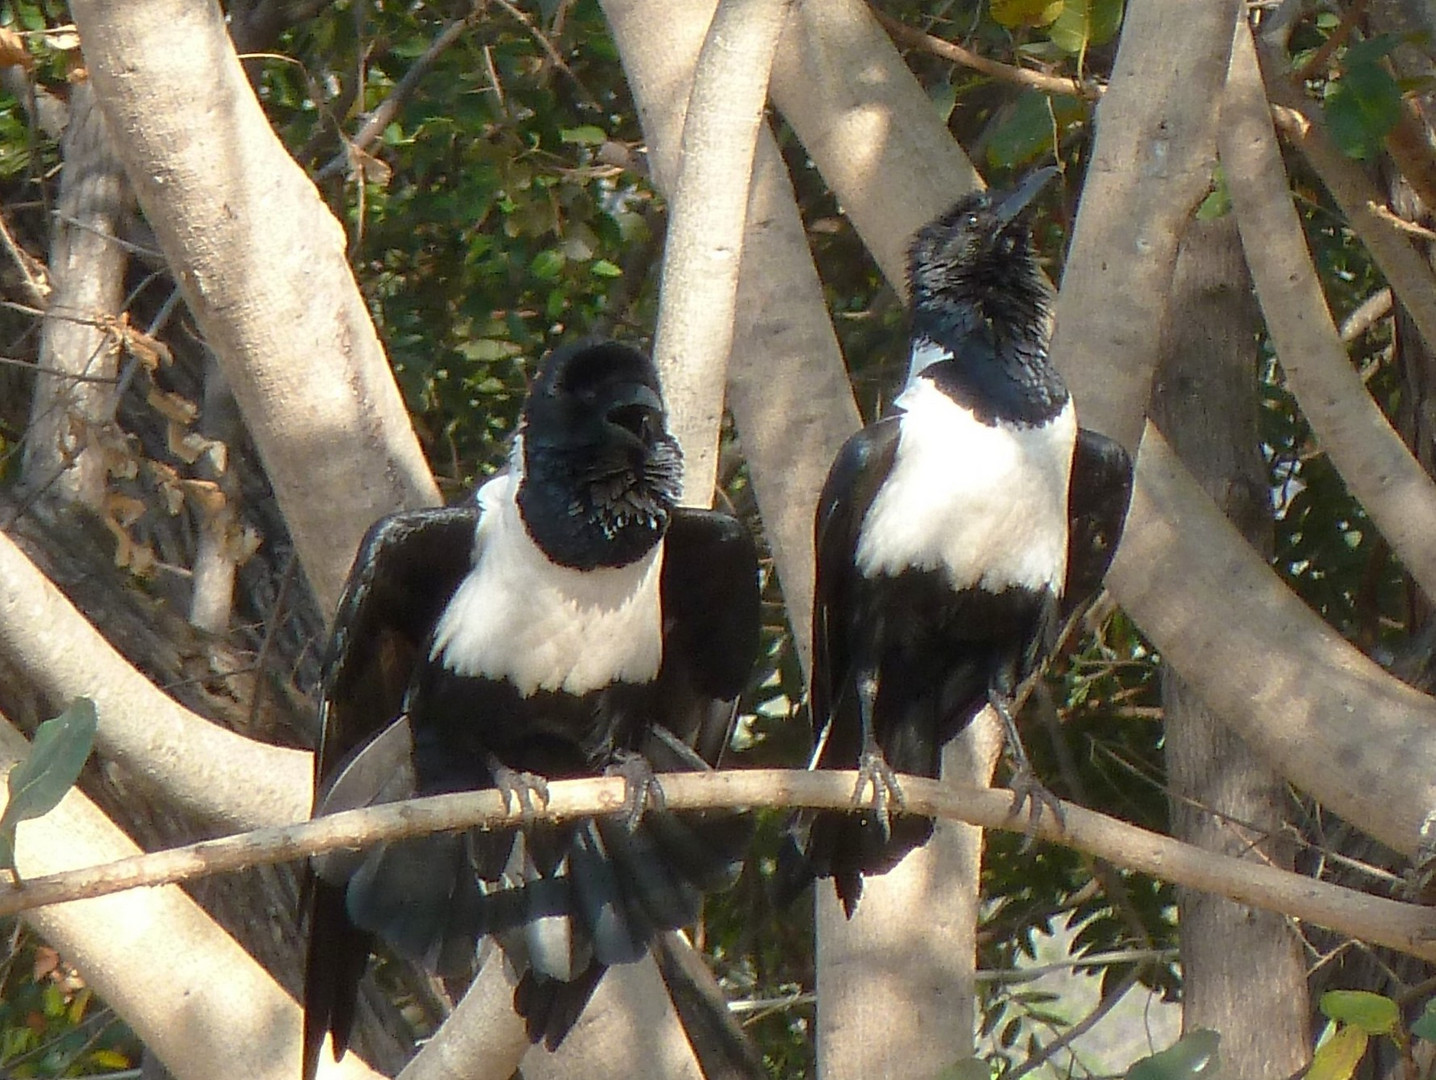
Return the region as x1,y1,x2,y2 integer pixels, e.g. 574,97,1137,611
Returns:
517,341,683,570
907,166,1056,348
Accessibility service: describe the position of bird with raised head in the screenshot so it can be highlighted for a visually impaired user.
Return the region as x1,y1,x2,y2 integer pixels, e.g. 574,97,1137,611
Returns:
787,167,1133,916
301,340,760,1078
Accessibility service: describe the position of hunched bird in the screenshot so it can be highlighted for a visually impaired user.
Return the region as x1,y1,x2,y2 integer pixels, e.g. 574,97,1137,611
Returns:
790,167,1133,915
302,340,760,1078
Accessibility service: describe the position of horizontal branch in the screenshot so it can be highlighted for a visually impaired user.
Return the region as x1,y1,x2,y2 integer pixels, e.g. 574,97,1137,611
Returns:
4,769,1435,964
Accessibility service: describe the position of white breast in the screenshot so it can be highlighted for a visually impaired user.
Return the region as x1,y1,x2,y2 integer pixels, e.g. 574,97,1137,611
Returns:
430,473,664,696
855,376,1077,594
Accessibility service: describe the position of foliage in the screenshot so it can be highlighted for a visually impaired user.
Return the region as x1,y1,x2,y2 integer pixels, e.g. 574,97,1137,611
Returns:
0,0,1433,1076
0,699,97,878
0,924,139,1077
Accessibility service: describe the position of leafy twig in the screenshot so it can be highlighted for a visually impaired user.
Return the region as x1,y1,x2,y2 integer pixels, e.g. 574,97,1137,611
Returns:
874,10,1103,101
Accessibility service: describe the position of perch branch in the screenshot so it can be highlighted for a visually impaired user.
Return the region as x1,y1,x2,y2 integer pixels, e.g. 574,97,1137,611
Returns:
2,769,1434,964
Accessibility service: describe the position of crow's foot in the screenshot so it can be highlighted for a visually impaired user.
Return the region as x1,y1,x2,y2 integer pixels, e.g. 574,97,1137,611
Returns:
851,747,905,841
488,755,551,825
987,690,1066,844
605,751,664,831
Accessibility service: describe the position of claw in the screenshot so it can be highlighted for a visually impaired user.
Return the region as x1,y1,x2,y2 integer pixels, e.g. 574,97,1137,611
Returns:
851,747,905,841
988,690,1065,846
488,755,551,825
605,750,664,831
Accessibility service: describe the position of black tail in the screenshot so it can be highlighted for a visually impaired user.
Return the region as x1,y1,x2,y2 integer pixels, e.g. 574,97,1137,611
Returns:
500,740,751,1046
333,733,751,1050
302,879,376,1080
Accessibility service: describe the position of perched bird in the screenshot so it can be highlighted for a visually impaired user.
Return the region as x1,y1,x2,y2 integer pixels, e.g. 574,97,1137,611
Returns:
790,168,1132,915
302,340,760,1079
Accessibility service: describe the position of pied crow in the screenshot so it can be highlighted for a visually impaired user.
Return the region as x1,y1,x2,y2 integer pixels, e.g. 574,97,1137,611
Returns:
791,167,1133,915
302,340,760,1078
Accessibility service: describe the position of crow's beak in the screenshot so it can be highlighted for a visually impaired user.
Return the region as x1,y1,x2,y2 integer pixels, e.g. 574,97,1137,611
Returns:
993,165,1059,229
605,383,666,443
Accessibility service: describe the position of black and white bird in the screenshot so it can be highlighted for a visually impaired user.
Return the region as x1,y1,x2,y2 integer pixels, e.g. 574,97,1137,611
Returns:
790,167,1132,915
302,340,760,1079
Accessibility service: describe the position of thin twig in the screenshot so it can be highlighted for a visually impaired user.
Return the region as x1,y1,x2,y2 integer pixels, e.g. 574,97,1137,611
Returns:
0,355,121,383
0,209,47,306
316,10,481,180
1007,965,1145,1080
489,0,600,108
1368,201,1436,243
1291,0,1369,82
1,769,1435,965
875,9,1103,101
1341,287,1393,343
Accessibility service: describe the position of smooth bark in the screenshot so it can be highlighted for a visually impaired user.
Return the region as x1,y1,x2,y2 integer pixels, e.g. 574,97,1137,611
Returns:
1152,215,1309,1078
0,527,310,831
22,82,130,508
652,0,794,506
1048,0,1242,454
0,720,381,1080
1223,21,1436,606
69,0,440,619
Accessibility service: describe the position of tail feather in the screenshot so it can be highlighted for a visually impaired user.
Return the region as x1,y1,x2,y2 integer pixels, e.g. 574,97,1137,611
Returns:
513,962,607,1050
570,822,651,966
598,816,702,929
344,832,482,974
302,879,374,1080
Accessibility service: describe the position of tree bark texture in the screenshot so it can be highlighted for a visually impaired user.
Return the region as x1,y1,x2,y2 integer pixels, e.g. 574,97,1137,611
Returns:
1151,215,1310,1078
22,81,130,509
69,0,440,619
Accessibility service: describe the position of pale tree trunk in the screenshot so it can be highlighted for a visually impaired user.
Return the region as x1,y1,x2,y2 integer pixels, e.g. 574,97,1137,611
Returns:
1151,216,1310,1077
69,0,440,620
22,81,130,510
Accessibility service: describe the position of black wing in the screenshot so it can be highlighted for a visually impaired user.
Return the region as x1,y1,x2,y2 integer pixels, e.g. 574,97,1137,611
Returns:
810,419,901,763
303,505,478,1080
1063,428,1133,615
657,506,762,763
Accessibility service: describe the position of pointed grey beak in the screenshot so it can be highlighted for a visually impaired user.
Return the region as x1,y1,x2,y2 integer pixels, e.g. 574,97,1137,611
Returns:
993,165,1059,229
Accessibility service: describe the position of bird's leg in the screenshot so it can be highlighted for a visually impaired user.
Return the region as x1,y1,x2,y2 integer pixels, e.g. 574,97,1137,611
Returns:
852,669,904,840
988,689,1065,837
605,749,664,831
486,754,551,826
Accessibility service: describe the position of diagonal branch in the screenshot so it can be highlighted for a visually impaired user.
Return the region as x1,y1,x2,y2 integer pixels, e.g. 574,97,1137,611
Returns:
874,10,1102,100
1260,43,1436,360
1221,21,1436,605
5,768,1436,966
0,528,310,832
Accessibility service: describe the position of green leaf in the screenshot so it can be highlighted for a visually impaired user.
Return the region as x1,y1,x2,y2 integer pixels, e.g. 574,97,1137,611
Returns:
0,699,98,875
992,0,1063,29
1195,164,1231,221
559,125,607,146
529,248,566,280
1049,0,1124,55
456,338,523,363
1342,33,1401,71
590,259,623,278
1125,1029,1221,1080
1324,60,1402,160
985,90,1085,169
1307,1024,1368,1080
1320,990,1400,1035
1412,998,1436,1042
